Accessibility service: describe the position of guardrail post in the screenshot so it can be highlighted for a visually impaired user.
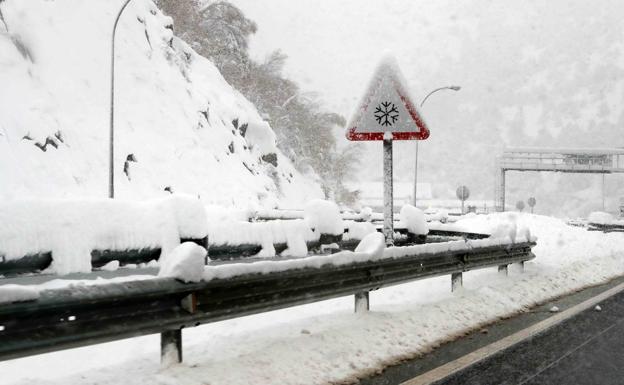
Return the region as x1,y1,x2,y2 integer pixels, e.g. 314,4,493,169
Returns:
161,329,182,365
355,291,369,313
498,264,508,276
451,272,463,292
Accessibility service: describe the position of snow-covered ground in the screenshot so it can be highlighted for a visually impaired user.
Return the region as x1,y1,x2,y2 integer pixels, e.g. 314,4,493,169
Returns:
2,212,624,384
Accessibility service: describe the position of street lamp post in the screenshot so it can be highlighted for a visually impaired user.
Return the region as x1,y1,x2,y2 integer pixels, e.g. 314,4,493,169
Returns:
109,0,132,199
413,85,461,206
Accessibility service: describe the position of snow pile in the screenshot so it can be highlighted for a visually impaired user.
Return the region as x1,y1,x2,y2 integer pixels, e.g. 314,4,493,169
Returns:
243,121,278,157
159,242,207,283
206,217,315,258
343,221,377,241
205,200,351,259
202,232,386,282
384,236,531,259
206,200,375,257
479,213,534,243
0,195,207,274
588,211,623,226
0,0,322,207
100,260,120,272
454,213,619,269
200,232,524,283
0,284,39,304
354,232,385,255
399,204,429,235
358,207,374,222
424,208,449,223
304,199,343,236
169,195,210,239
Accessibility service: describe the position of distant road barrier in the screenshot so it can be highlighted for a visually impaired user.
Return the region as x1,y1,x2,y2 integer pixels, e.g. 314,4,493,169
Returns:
588,222,624,233
0,239,535,364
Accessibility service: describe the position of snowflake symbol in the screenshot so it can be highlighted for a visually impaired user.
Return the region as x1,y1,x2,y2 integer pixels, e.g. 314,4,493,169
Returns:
374,101,399,127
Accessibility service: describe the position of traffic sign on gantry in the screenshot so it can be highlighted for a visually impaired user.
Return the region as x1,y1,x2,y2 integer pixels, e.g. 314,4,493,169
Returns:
346,55,430,141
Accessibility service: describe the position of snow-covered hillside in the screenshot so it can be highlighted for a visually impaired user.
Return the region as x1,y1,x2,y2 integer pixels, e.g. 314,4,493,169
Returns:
0,0,322,207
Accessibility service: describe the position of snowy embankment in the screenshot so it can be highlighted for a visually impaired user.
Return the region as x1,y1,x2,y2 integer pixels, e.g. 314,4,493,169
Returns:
2,212,623,385
0,0,322,207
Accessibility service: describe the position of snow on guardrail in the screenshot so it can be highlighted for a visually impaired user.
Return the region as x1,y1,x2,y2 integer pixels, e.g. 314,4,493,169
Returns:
588,211,624,226
0,198,496,276
0,195,207,274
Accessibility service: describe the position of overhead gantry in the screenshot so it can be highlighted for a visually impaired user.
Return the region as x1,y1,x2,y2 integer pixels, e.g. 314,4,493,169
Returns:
495,147,624,212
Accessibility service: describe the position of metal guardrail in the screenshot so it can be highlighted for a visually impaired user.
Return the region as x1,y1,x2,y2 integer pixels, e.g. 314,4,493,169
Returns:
588,222,624,233
0,240,535,363
0,238,208,277
0,223,486,276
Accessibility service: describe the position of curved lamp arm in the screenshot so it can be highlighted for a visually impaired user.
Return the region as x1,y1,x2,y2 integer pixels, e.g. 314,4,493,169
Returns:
420,85,461,107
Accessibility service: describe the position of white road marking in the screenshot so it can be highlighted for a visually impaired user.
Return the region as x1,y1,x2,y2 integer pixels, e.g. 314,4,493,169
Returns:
402,281,624,385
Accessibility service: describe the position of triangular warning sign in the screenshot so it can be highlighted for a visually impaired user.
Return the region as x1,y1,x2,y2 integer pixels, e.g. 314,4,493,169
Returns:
346,56,429,141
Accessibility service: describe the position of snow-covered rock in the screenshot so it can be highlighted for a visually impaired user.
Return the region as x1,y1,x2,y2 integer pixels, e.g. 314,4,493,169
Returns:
158,242,207,283
0,0,322,208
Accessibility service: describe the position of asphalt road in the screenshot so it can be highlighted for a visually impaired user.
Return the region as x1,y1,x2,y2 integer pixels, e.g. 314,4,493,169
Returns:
434,285,624,385
361,276,624,385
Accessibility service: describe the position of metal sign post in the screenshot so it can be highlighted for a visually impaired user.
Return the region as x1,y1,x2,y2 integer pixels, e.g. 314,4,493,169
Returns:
456,185,470,215
383,137,394,245
528,196,536,213
345,56,430,247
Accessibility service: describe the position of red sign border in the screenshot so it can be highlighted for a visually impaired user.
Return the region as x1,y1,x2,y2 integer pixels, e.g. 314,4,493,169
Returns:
346,66,430,141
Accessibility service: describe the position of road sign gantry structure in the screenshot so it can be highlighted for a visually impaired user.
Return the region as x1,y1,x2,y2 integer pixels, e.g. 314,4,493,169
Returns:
495,147,624,212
